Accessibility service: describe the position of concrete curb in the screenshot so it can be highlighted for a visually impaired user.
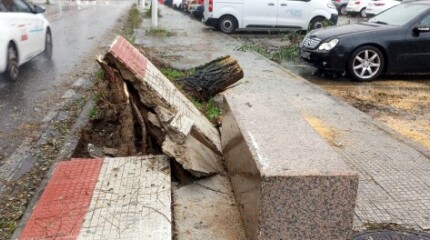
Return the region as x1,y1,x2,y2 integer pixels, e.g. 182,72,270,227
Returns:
11,98,95,240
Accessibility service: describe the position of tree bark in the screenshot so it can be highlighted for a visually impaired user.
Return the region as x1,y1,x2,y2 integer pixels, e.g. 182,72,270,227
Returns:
176,55,244,101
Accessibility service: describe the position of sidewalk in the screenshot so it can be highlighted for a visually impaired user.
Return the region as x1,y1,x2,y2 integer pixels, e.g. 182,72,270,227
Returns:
137,6,430,231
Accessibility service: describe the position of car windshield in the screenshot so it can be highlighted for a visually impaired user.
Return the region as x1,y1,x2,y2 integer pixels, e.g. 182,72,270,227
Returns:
368,4,429,26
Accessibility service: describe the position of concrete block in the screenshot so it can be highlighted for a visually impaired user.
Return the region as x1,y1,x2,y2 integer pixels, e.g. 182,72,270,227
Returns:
221,97,359,240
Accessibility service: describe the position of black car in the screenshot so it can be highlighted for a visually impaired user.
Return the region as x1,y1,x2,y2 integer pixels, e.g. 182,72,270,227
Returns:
299,1,430,81
191,4,203,20
164,0,173,6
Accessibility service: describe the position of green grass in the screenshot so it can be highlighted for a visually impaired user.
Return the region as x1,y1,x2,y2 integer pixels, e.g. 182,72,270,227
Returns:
206,98,222,120
129,5,142,29
160,68,187,80
146,27,173,37
124,4,142,43
89,106,102,120
191,97,203,110
95,69,105,80
237,44,271,59
238,32,303,63
0,219,17,234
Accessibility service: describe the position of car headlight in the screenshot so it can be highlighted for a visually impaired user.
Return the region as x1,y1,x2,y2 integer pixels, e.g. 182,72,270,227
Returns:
318,38,339,51
327,2,336,9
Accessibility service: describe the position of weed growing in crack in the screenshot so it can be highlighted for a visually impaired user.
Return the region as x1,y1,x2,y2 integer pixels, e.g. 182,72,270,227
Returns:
145,27,173,37
89,106,102,120
238,32,304,63
160,68,187,80
95,69,105,80
206,98,222,120
191,97,203,110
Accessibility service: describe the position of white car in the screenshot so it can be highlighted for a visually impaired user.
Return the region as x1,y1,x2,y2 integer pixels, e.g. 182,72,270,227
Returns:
346,0,369,17
365,0,400,16
173,0,182,9
0,0,52,81
203,0,338,34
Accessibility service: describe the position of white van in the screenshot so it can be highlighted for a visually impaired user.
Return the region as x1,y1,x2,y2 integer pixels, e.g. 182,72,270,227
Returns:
203,0,338,33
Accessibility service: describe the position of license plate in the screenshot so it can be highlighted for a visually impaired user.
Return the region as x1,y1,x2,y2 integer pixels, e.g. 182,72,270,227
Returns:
301,51,311,60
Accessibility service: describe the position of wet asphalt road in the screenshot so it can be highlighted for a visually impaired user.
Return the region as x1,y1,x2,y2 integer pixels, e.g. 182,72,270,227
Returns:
0,0,132,158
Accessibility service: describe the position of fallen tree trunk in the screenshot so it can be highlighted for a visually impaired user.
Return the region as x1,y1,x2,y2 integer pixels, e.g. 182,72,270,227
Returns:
176,56,244,101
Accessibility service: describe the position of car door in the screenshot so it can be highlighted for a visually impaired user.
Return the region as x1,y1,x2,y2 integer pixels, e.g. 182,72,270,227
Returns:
398,14,430,73
6,0,40,63
243,0,277,28
276,0,310,29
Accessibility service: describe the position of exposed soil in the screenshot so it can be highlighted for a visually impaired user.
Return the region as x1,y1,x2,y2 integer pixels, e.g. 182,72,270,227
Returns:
308,78,430,150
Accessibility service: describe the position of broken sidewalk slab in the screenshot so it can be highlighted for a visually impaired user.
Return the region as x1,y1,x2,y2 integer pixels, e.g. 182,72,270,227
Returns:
101,36,223,177
105,36,221,154
163,135,223,178
155,106,222,177
174,174,247,240
222,95,359,240
19,156,171,240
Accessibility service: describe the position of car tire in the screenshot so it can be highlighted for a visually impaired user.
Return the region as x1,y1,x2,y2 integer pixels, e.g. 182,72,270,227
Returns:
339,5,347,15
348,46,384,81
3,43,19,81
359,8,367,18
309,17,325,30
218,15,237,34
44,29,53,59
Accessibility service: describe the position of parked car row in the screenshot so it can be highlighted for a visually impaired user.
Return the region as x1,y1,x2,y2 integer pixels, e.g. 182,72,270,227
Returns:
299,0,430,81
333,0,401,17
166,0,204,20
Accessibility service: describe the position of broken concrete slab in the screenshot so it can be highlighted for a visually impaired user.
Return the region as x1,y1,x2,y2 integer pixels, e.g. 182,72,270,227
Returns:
173,174,246,240
163,135,223,178
100,36,223,177
105,36,221,154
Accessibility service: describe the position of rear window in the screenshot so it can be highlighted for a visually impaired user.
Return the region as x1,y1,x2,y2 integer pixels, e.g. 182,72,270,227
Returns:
369,4,429,26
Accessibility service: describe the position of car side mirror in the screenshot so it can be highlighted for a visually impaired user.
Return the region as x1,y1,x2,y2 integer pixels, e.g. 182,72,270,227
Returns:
33,4,45,14
414,25,430,33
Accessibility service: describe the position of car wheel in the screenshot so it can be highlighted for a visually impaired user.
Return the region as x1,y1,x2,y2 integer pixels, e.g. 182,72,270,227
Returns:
359,8,367,18
309,17,325,30
348,46,384,81
339,5,347,15
44,29,53,59
4,44,19,81
218,15,237,34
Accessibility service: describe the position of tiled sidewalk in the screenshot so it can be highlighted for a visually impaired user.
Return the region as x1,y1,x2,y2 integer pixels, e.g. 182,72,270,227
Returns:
19,156,171,240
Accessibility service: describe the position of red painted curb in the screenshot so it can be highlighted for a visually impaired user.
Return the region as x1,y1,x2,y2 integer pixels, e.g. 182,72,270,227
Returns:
19,159,103,240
